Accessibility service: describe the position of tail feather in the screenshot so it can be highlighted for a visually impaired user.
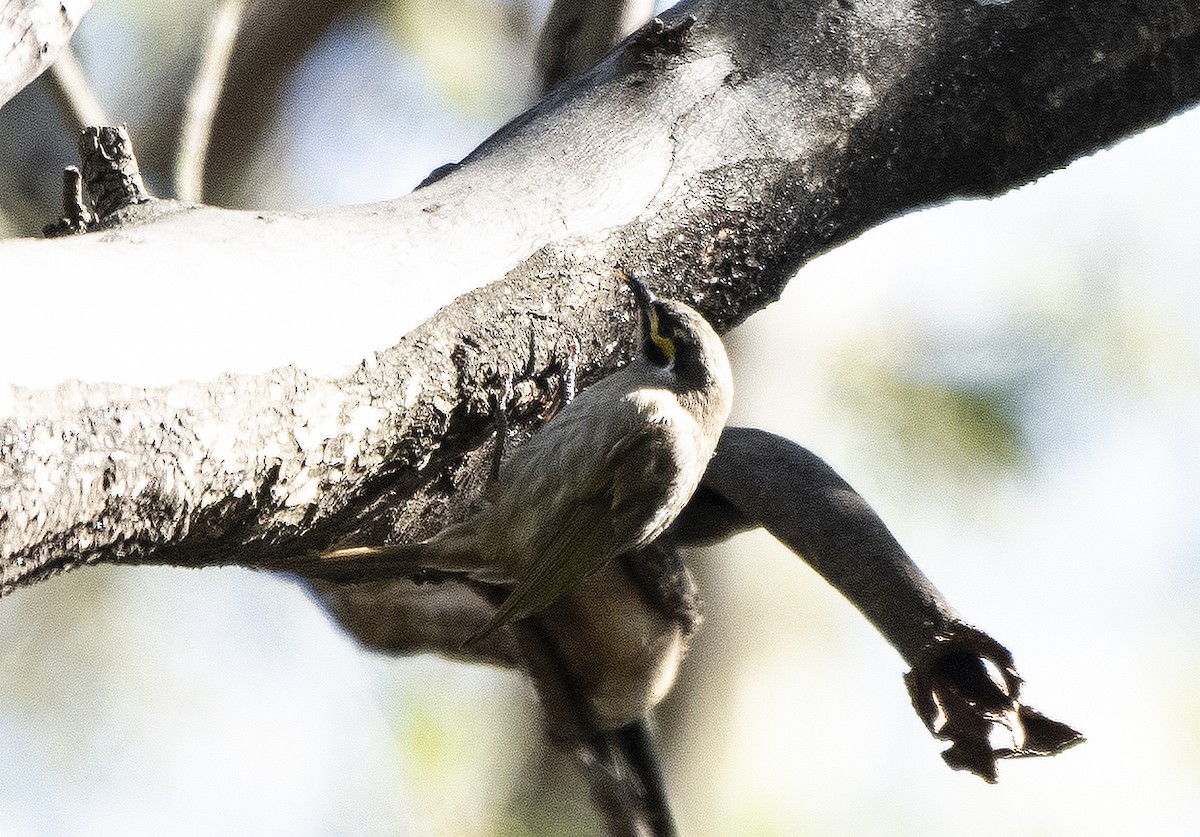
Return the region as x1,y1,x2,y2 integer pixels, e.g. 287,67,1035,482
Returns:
462,551,581,648
464,590,529,648
293,542,443,583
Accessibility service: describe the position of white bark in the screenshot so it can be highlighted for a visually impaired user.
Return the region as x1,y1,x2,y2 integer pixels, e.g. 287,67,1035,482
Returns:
0,0,92,109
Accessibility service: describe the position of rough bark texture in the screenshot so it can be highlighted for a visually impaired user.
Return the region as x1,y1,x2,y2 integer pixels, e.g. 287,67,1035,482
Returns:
4,0,1197,576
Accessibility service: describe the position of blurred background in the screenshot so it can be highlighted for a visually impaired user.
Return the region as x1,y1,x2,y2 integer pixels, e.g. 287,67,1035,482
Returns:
2,1,1198,834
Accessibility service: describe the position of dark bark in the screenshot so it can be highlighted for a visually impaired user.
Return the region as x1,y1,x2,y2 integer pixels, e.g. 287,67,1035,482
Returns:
672,428,1083,782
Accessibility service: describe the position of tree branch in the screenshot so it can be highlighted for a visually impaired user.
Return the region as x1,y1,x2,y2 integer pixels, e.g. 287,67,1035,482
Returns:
535,0,653,93
673,428,956,666
0,0,1180,807
175,0,249,202
189,0,371,207
0,0,93,110
4,0,1196,376
672,428,1083,781
4,0,1195,608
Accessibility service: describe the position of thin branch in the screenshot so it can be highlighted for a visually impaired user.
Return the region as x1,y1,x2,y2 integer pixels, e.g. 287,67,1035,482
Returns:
42,165,93,236
182,0,369,207
43,44,109,129
175,0,249,202
674,428,956,666
535,0,654,93
672,428,1083,781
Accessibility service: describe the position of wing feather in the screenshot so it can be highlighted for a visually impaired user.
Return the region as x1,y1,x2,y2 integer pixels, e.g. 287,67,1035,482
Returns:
466,421,679,644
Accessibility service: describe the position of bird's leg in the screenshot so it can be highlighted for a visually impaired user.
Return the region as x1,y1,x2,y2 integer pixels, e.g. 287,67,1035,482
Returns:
537,338,581,423
489,368,515,482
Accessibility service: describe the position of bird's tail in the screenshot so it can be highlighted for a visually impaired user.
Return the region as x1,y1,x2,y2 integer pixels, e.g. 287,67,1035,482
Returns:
288,542,447,584
462,551,580,648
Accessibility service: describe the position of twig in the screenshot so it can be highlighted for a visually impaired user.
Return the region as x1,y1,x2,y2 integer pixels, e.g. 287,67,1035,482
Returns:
42,166,94,237
175,0,248,202
535,0,653,94
44,44,109,129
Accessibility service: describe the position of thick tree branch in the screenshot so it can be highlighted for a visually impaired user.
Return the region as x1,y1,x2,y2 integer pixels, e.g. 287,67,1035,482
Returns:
3,0,1195,480
0,293,589,589
0,0,93,110
6,0,1197,383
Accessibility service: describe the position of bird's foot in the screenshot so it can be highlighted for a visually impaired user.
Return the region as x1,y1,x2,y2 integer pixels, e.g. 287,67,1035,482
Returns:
489,367,515,482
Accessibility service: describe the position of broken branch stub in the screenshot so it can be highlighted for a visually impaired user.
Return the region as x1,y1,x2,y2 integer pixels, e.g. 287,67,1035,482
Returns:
904,624,1085,782
79,125,154,220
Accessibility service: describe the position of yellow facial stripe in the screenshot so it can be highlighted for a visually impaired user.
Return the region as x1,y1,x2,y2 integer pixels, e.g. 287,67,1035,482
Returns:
649,308,676,362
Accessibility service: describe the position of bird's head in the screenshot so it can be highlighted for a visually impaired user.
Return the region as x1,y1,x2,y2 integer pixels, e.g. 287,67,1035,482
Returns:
619,272,733,406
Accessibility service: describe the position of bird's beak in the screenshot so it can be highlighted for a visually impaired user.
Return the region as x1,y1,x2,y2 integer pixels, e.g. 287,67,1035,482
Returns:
620,270,676,366
620,270,657,337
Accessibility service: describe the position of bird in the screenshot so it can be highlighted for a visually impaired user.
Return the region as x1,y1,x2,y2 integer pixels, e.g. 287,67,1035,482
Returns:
319,272,733,645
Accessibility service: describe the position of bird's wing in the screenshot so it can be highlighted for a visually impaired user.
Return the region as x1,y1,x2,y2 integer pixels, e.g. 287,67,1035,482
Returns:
465,421,677,645
604,418,678,539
